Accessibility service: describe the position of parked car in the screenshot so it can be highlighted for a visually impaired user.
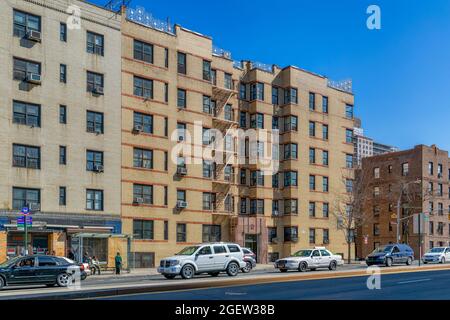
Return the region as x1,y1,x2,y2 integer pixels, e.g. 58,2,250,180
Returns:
274,247,344,272
158,242,246,279
422,247,450,264
0,255,87,290
366,244,414,267
242,248,257,261
241,255,256,273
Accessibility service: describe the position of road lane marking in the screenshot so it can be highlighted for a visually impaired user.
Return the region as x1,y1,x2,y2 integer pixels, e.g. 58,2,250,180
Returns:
397,278,431,285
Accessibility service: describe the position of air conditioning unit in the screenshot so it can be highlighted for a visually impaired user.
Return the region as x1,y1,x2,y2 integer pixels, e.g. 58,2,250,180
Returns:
133,197,144,204
26,30,42,42
94,127,103,135
271,237,279,244
132,124,143,133
176,200,188,209
92,86,104,95
291,237,299,243
29,203,41,212
94,164,104,173
176,166,187,176
272,210,280,216
26,73,41,84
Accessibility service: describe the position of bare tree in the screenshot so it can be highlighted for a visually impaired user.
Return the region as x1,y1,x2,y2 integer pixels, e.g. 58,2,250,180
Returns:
332,166,374,264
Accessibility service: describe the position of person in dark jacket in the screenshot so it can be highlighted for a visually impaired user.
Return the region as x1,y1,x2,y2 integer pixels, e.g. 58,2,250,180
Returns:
115,252,122,275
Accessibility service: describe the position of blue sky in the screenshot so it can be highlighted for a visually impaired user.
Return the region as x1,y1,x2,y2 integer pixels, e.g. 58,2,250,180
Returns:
92,0,450,151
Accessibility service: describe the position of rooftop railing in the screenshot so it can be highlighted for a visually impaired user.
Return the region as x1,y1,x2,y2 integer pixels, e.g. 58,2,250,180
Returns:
327,79,353,94
251,61,273,73
212,45,232,59
233,60,243,69
126,6,174,35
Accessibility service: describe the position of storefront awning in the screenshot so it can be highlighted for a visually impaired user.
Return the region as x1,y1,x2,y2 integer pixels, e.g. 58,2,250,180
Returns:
71,233,130,239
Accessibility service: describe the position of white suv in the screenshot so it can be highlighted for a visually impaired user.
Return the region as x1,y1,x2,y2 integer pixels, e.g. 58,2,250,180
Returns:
158,243,246,279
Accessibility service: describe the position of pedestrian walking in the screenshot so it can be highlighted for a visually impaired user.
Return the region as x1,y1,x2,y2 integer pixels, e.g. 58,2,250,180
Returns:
115,252,122,275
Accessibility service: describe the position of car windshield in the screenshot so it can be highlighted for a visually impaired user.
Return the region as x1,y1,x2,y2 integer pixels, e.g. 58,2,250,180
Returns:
60,257,75,264
0,256,22,268
429,248,445,253
373,245,393,254
176,246,200,256
292,250,312,257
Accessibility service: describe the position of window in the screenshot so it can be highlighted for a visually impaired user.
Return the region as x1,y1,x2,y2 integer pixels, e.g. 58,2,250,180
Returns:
13,58,41,81
176,224,186,242
163,83,169,103
134,40,153,63
60,64,67,83
373,223,380,236
133,184,153,204
309,175,316,191
164,48,169,68
250,171,264,186
285,88,298,104
177,123,186,141
309,121,316,137
268,227,277,243
177,52,186,74
284,171,298,187
224,104,233,121
309,92,316,110
345,104,354,119
38,256,58,267
284,116,298,132
284,144,298,160
374,167,380,179
309,202,316,217
438,184,443,197
86,189,103,211
177,89,186,108
60,23,67,42
323,150,329,166
240,169,247,185
239,112,247,128
250,199,264,215
203,60,211,81
164,186,168,206
13,10,41,38
13,144,40,169
133,220,154,240
86,150,103,171
429,221,434,235
346,154,354,168
238,83,246,100
87,111,104,134
12,187,40,210
87,31,104,56
202,160,213,178
133,148,153,169
133,112,153,134
309,148,316,164
202,225,221,242
250,113,264,129
272,116,279,130
272,86,279,105
211,70,217,86
240,198,247,214
309,229,316,244
224,73,233,89
323,203,329,218
202,193,216,210
322,124,329,140
177,189,186,202
346,179,353,193
388,165,393,173
323,230,330,244
428,162,434,175
284,199,298,215
373,186,380,197
203,96,212,114
213,245,227,254
13,101,40,127
59,187,66,206
250,83,264,101
272,174,279,188
437,164,443,176
322,96,329,113
134,77,153,99
402,163,409,176
86,71,103,93
284,226,298,242
164,118,168,137
59,105,67,124
346,129,353,143
59,146,66,165
323,176,329,192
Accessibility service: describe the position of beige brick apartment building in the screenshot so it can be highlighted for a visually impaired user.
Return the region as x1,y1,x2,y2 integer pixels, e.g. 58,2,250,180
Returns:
121,6,356,266
0,0,125,266
356,145,450,259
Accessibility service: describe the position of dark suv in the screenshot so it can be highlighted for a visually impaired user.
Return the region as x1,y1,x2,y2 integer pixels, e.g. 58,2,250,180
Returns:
366,244,414,267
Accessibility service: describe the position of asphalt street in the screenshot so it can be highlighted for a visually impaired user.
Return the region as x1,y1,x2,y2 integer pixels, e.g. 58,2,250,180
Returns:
100,269,450,300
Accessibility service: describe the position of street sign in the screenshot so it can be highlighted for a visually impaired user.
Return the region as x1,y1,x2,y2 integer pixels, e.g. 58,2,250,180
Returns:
21,207,30,215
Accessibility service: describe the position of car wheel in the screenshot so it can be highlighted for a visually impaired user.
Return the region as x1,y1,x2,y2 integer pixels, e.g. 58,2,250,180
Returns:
164,274,176,279
298,262,308,272
441,258,446,264
280,269,288,273
406,257,413,266
241,261,252,273
329,261,337,271
226,262,239,277
209,272,220,277
56,273,73,287
180,264,195,279
0,277,5,290
385,258,393,267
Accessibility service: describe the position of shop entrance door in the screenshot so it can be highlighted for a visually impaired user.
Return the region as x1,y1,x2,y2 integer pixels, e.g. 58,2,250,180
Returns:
244,234,258,261
32,235,48,255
